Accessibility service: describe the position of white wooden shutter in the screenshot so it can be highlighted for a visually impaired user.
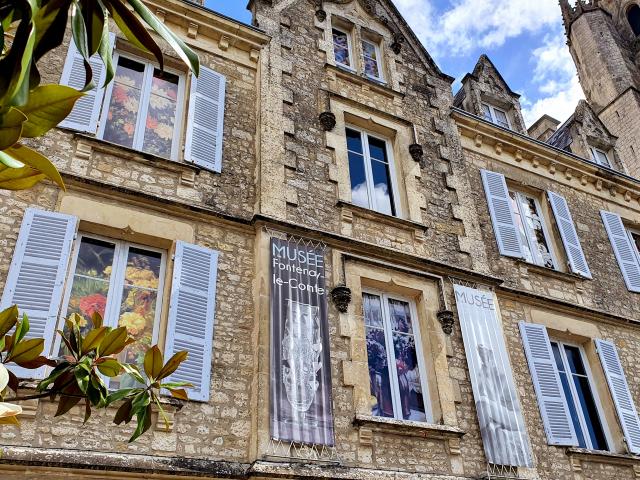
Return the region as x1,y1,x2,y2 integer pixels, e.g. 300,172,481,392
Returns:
58,32,115,133
0,209,77,379
481,169,524,258
600,211,640,292
547,191,592,278
519,322,578,446
595,339,640,454
184,66,226,172
164,241,219,401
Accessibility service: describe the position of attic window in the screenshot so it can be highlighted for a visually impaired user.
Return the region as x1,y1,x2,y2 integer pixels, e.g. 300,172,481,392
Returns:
482,103,510,129
628,5,640,36
589,146,611,168
332,27,354,70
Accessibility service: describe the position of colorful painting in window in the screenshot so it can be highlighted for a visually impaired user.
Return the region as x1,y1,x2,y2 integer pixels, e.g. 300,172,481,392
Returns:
362,40,381,79
103,57,144,149
142,70,179,158
333,29,351,67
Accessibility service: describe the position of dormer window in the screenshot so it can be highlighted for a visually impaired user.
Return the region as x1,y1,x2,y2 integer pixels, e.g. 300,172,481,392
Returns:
362,38,383,81
482,103,510,129
589,146,611,168
628,4,640,36
332,27,354,70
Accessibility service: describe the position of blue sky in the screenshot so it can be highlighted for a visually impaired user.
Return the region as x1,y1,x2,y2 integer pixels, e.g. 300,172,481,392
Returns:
204,0,583,127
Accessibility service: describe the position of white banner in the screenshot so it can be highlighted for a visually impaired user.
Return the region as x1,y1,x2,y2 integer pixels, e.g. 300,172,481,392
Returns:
454,284,532,467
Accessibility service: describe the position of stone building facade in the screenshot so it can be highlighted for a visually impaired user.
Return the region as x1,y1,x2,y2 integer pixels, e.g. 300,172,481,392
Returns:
1,0,640,479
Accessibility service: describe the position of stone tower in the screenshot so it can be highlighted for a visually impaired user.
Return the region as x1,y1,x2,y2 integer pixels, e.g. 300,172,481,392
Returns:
560,0,640,176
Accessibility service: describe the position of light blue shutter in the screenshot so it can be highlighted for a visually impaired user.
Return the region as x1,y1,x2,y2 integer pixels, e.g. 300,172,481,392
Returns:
481,169,524,258
595,339,640,454
184,66,226,172
519,322,578,446
59,33,115,133
164,241,219,401
547,191,591,278
600,211,640,292
0,209,77,379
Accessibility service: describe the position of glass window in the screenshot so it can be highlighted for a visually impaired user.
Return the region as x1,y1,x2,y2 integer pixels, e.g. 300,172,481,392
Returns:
628,5,640,36
58,235,166,388
629,230,640,265
590,147,611,168
363,292,429,422
482,103,510,129
100,55,183,160
551,341,609,451
508,190,557,269
332,28,352,69
345,127,397,216
362,39,382,80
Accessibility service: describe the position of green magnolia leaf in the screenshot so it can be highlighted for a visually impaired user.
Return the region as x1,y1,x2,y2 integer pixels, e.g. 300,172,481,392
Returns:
74,362,91,393
159,381,192,389
55,389,83,416
19,85,85,138
156,350,188,381
84,399,92,423
0,164,46,190
96,0,114,86
113,398,133,425
98,326,131,356
1,144,65,189
71,0,93,90
37,361,71,391
167,388,188,401
15,355,56,369
121,363,145,384
0,305,19,338
105,387,136,406
80,0,105,56
0,108,27,150
81,326,107,354
126,0,199,76
13,313,29,344
96,358,122,377
7,369,19,393
7,338,44,364
129,403,152,442
90,311,103,329
32,0,72,62
143,345,163,380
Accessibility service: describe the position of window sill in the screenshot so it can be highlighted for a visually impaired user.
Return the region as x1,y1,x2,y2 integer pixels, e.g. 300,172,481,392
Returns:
353,414,465,439
337,201,427,232
68,132,207,176
515,260,590,283
566,447,640,466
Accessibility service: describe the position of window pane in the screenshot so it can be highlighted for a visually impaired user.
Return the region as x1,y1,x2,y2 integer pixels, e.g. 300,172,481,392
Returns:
595,150,610,167
631,232,640,259
362,41,380,78
482,104,493,121
518,194,555,268
61,238,116,355
103,57,145,148
367,327,394,418
346,128,363,153
363,293,384,328
509,192,534,263
349,151,369,209
494,108,509,128
371,160,394,216
388,299,413,334
552,342,587,448
110,248,162,389
142,70,179,158
368,136,387,163
332,29,351,67
573,374,608,450
393,332,426,421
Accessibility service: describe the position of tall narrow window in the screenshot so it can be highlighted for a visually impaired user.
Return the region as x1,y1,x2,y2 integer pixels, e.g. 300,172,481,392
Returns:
509,191,557,269
589,146,611,168
346,127,397,216
629,230,640,264
482,103,510,129
57,235,166,388
332,27,353,69
363,292,429,422
628,5,640,36
551,341,609,451
99,54,184,160
362,39,383,80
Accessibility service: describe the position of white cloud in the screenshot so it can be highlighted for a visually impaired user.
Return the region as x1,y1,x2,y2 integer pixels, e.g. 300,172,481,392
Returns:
395,0,561,58
521,32,584,126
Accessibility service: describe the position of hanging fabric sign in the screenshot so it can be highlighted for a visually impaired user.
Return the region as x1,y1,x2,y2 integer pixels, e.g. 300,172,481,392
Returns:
270,237,335,446
454,284,532,467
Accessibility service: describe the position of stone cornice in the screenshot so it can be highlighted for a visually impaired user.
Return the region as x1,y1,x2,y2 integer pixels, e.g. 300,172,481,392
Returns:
452,107,640,213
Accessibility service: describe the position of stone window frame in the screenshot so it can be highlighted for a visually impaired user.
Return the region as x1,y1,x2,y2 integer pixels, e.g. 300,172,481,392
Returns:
549,338,614,452
339,259,459,430
96,49,188,162
360,30,385,83
526,307,627,454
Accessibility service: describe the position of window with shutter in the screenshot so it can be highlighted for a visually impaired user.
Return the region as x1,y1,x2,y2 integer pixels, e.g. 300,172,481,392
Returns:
519,322,578,446
164,241,219,402
547,191,591,278
59,33,115,133
0,209,78,379
595,339,640,454
600,211,640,292
480,169,524,258
184,66,226,172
